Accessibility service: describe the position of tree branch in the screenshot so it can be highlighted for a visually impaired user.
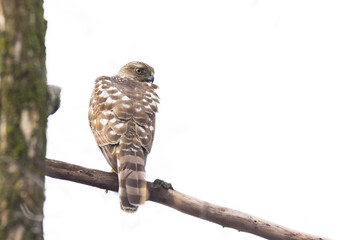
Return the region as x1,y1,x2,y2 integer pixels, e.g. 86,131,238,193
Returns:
45,158,328,240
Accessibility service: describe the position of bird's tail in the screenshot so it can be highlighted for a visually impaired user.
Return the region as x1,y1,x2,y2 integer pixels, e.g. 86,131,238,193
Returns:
118,155,147,212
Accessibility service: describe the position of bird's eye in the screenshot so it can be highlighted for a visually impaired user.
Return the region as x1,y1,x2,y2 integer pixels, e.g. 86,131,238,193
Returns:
135,68,143,74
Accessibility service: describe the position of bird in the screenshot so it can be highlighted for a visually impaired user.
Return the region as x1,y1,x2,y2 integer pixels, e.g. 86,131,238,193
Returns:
88,61,159,212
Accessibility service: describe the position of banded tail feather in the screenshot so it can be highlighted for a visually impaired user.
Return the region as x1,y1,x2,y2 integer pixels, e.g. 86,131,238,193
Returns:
118,155,147,212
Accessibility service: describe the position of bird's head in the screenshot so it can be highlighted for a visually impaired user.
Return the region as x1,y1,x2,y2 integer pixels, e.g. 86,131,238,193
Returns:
117,61,155,83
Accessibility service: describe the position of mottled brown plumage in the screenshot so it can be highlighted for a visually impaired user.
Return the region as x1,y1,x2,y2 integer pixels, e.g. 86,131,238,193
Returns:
89,62,159,212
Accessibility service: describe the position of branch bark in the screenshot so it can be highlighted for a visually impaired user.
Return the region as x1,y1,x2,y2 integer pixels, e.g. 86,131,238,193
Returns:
45,158,328,240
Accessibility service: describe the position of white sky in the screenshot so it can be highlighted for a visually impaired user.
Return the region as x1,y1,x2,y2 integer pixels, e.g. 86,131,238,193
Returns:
43,1,360,239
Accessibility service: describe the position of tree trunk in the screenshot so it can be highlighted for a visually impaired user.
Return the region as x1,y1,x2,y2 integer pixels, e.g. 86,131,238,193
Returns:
0,0,47,239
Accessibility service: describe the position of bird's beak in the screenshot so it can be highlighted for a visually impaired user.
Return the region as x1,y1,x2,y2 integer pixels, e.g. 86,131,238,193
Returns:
146,73,154,83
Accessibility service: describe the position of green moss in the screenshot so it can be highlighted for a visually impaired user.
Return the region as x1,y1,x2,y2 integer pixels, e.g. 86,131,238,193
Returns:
0,0,47,239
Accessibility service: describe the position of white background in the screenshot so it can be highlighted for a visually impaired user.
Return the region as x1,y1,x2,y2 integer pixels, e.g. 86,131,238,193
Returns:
43,1,360,239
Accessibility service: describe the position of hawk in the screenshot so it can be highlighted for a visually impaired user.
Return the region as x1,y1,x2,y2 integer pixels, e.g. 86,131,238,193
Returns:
88,61,159,212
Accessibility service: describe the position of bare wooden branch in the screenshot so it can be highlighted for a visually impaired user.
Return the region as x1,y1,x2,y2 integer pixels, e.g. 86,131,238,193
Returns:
45,158,328,240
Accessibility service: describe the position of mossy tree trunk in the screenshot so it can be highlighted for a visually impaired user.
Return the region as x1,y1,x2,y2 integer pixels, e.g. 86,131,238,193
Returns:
0,0,47,239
